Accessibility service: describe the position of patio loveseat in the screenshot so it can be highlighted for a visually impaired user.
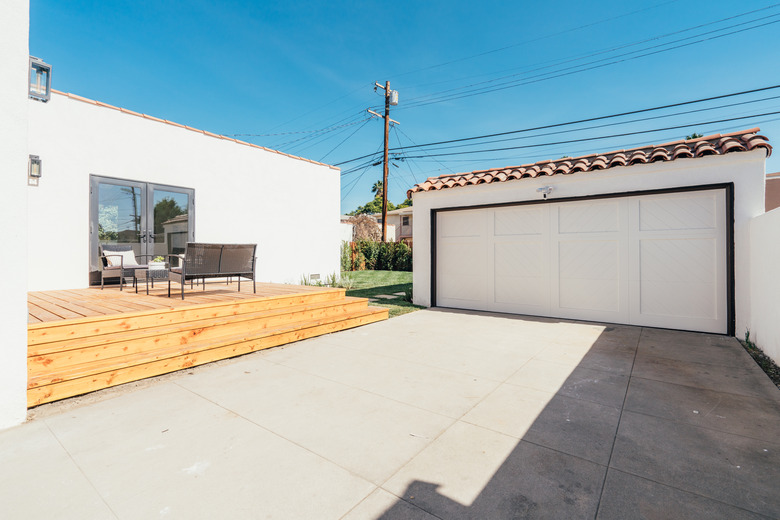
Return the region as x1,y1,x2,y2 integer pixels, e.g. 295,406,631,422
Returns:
168,243,257,300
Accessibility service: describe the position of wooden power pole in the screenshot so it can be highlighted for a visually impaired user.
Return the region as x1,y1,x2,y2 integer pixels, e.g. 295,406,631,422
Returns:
368,82,398,242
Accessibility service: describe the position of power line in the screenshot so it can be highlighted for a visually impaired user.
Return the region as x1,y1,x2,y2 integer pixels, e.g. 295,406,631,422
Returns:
319,118,372,162
229,117,370,138
399,110,780,160
399,13,780,109
387,0,682,80
334,84,780,166
398,94,780,154
400,4,779,105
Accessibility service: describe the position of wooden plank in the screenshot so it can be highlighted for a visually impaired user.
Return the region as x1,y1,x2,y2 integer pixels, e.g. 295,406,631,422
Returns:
28,308,388,407
26,302,66,323
29,292,102,319
28,299,371,371
28,289,346,346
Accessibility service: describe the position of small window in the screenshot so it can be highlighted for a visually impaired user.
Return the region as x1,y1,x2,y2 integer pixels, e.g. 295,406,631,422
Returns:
402,216,410,226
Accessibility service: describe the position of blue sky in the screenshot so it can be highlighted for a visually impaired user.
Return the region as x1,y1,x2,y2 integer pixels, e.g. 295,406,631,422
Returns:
30,0,780,212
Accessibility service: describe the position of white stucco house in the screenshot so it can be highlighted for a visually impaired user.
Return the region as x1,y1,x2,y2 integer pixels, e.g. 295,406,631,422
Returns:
409,130,776,343
0,0,341,429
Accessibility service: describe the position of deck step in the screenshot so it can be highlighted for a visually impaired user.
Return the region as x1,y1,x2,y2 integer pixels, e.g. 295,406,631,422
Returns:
28,288,348,346
29,296,370,358
27,298,388,407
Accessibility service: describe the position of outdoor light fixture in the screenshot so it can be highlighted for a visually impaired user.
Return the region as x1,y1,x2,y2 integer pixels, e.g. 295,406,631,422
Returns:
29,56,52,102
537,186,553,199
28,155,42,186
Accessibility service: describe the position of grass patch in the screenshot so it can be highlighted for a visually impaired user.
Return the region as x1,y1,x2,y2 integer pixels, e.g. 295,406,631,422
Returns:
742,333,780,389
344,271,422,318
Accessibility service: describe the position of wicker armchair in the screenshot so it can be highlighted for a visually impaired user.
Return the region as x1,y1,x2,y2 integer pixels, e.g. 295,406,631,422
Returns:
99,244,151,290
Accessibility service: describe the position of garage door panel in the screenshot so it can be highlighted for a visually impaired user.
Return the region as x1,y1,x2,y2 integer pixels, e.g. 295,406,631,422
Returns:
558,200,620,234
494,206,543,236
639,238,716,283
438,210,484,237
493,240,547,308
638,192,717,231
640,280,717,319
435,188,727,334
437,238,487,306
557,240,621,313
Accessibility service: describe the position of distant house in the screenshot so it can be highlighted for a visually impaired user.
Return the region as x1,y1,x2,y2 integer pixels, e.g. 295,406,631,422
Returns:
766,172,780,211
372,206,413,245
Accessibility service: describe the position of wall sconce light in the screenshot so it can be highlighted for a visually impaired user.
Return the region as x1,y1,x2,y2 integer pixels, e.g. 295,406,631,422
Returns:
28,155,42,186
29,56,52,102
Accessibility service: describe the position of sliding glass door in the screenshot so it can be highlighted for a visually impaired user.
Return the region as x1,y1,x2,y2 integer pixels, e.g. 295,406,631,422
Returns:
89,176,195,284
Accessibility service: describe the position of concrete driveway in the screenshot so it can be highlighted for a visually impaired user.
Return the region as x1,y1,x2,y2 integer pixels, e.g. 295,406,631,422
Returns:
2,309,779,519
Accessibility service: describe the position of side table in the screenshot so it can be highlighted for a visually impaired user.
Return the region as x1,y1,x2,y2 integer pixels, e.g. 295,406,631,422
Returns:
134,266,170,296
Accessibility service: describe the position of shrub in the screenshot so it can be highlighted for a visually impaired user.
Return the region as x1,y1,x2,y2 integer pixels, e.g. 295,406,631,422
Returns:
340,241,351,272
346,240,412,272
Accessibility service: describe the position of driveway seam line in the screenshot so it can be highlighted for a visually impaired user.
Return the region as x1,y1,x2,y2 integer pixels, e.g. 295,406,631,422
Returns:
172,380,381,490
42,419,122,519
594,326,643,519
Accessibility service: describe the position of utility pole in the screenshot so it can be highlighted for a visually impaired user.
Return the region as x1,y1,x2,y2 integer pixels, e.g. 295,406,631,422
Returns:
367,82,398,242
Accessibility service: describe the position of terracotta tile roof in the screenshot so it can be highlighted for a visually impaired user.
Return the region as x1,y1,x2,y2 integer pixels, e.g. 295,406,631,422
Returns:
407,128,772,198
50,89,339,171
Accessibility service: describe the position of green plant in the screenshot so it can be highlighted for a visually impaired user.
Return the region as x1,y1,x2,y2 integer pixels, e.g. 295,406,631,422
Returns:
299,274,323,286
340,241,351,272
152,256,165,262
336,272,356,289
403,285,413,302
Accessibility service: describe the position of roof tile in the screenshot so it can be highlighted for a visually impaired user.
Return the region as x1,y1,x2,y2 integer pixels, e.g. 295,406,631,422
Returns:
408,128,772,198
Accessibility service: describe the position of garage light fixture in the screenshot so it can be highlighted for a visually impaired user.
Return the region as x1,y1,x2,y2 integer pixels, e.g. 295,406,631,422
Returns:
537,186,553,199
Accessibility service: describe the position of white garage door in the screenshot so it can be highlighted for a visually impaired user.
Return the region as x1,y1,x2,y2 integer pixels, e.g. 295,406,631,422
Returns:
435,189,728,333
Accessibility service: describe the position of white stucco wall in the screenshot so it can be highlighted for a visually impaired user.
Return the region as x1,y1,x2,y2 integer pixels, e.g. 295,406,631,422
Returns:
412,151,767,337
0,0,30,429
749,208,780,362
27,92,341,290
340,223,354,243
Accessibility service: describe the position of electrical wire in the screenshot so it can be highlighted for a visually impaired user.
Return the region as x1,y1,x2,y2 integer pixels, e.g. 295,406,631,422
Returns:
398,109,780,160
399,14,780,109
334,84,780,166
319,118,372,162
400,4,779,104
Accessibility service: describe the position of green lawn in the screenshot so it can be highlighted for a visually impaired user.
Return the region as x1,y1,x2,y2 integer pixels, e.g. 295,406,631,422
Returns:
343,270,422,318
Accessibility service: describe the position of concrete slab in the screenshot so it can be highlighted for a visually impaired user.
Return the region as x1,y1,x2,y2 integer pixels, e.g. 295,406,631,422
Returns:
44,382,375,519
177,359,454,484
383,421,606,520
0,420,117,519
610,411,780,517
266,342,501,418
342,488,439,520
597,469,768,520
3,308,779,519
624,377,780,442
632,354,778,399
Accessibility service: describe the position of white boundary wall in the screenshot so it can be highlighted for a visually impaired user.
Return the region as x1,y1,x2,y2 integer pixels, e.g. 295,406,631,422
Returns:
27,93,341,290
412,151,767,337
749,208,780,362
0,0,30,429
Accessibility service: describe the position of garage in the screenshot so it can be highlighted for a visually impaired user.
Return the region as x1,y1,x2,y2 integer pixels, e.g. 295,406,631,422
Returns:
434,187,729,333
410,129,773,336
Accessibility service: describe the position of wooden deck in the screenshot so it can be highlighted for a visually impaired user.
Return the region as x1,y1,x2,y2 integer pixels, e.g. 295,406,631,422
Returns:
27,281,388,407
